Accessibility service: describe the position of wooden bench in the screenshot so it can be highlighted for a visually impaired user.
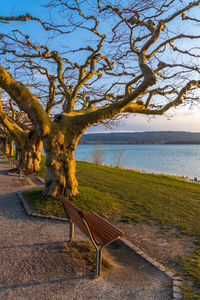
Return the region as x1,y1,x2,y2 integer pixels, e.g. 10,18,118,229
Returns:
2,155,18,167
0,153,5,159
19,167,36,185
2,154,13,163
58,195,125,277
9,158,18,167
6,157,35,184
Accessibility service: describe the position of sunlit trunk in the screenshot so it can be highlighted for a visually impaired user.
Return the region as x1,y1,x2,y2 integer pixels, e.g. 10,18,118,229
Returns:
9,139,14,156
16,136,43,172
25,139,43,172
43,146,78,197
4,138,10,155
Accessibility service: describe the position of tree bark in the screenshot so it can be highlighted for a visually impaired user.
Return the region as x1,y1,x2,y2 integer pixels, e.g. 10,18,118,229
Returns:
9,139,14,156
25,138,43,172
0,138,4,153
4,138,10,155
18,147,27,169
44,147,78,197
16,135,43,172
15,146,19,160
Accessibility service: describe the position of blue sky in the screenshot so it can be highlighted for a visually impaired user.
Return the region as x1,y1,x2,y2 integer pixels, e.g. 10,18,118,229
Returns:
1,0,43,16
1,0,200,133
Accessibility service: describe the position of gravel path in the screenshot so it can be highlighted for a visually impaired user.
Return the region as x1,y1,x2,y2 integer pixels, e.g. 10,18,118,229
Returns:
0,159,173,300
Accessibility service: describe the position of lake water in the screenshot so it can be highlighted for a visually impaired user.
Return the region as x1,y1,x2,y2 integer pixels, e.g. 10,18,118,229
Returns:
74,144,200,179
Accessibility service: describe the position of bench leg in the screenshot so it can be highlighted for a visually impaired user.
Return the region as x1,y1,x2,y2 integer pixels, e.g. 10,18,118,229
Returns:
95,247,102,277
94,238,120,277
69,220,74,242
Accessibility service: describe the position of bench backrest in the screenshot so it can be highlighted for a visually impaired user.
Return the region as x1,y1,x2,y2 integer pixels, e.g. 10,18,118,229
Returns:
19,168,35,176
58,195,89,237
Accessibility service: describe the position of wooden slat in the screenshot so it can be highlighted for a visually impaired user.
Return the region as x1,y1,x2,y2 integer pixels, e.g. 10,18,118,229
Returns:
58,195,84,217
18,168,35,176
58,195,89,236
10,159,18,165
85,212,124,245
22,169,35,176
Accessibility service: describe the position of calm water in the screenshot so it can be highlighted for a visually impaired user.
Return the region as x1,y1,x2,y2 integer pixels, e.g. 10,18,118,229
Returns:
74,144,200,179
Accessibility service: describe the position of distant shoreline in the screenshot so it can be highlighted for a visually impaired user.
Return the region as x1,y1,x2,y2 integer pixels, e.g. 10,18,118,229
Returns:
79,131,200,145
79,142,200,145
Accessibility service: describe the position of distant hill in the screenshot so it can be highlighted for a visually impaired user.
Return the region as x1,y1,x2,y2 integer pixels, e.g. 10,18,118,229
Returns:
79,131,200,144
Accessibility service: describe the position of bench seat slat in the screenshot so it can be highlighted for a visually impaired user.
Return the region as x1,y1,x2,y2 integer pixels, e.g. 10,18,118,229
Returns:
85,213,123,239
84,221,118,245
86,212,123,236
85,212,124,245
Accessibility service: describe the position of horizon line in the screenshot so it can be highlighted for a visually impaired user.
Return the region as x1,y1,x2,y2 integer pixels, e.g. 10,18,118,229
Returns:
84,130,200,134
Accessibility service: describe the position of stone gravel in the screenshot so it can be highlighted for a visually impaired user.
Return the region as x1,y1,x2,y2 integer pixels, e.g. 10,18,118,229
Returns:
0,159,173,299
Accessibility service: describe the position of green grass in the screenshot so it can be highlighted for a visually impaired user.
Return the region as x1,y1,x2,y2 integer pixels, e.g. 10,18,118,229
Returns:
22,156,200,298
23,188,65,218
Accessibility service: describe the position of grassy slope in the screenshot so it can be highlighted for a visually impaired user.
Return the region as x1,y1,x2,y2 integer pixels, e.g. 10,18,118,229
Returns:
24,156,200,299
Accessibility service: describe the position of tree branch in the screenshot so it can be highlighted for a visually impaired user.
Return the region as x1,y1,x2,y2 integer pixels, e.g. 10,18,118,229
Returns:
0,100,27,145
0,65,52,137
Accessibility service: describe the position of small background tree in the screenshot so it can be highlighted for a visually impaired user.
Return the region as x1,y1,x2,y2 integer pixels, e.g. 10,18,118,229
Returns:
92,145,106,165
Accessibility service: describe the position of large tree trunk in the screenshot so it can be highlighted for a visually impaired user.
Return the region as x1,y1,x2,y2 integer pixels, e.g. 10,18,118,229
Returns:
9,139,14,156
25,138,43,172
18,147,27,169
0,139,4,153
42,117,86,197
16,136,43,172
43,143,78,197
4,138,10,155
15,146,19,160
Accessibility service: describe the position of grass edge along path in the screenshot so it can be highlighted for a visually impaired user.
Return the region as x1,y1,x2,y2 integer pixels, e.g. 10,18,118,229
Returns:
23,158,200,299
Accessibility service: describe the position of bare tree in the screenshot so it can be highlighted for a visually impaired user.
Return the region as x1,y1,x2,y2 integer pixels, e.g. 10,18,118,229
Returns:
92,145,106,165
0,124,11,155
0,99,43,171
0,0,199,197
113,149,125,168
